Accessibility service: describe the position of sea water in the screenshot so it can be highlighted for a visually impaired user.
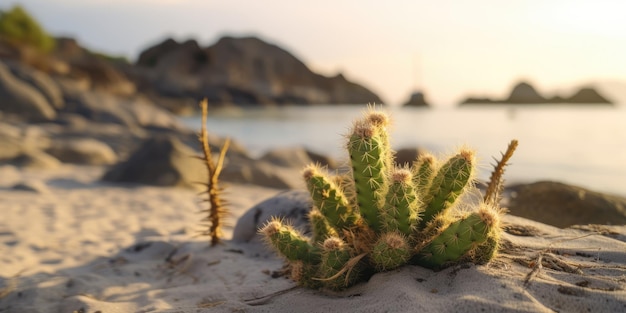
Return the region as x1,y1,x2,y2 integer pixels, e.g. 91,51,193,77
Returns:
180,105,626,196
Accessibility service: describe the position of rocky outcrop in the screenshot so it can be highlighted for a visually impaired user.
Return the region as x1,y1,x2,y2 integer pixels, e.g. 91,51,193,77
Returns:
460,81,613,105
0,61,57,121
505,82,546,104
402,91,429,107
133,36,383,109
102,136,307,190
555,87,611,104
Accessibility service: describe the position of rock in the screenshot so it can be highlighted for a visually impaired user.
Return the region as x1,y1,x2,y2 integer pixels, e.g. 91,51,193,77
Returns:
0,61,56,121
566,87,612,104
305,149,338,169
232,190,312,242
54,37,136,96
221,158,302,189
46,138,117,165
102,136,206,189
505,82,546,104
403,91,429,107
11,179,50,193
507,181,626,228
4,60,64,109
259,147,313,168
62,90,183,130
461,82,613,105
394,147,424,166
11,150,61,169
134,36,383,106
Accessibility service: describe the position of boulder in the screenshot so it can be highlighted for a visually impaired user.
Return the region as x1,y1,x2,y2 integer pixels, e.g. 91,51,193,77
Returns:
0,61,56,121
394,147,424,166
232,190,312,242
220,159,302,190
4,60,64,109
10,150,61,169
507,181,626,228
259,147,314,168
46,138,117,165
62,90,183,130
403,91,429,107
102,136,206,189
11,179,50,193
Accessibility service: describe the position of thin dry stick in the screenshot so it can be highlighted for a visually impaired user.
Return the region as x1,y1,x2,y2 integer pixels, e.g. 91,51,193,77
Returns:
198,99,231,246
484,139,519,205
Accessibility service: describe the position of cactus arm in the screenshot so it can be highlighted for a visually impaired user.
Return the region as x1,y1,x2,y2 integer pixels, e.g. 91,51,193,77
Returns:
382,168,420,235
303,165,358,230
309,208,338,243
415,208,499,268
420,149,475,228
412,153,436,198
348,120,389,232
260,219,320,263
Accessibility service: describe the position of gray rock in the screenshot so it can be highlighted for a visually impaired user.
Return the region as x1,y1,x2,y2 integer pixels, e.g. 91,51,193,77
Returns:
259,147,313,168
0,61,56,121
47,138,117,165
232,190,312,242
12,180,50,193
62,90,183,130
102,136,205,189
508,181,626,228
11,150,61,169
221,158,303,189
394,147,424,166
4,60,64,109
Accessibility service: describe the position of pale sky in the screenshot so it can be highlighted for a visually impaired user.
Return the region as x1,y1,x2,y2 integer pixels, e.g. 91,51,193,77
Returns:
3,0,626,106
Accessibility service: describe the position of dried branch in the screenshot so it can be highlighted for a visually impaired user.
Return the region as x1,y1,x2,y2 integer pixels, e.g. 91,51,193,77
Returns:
197,99,231,246
484,139,519,205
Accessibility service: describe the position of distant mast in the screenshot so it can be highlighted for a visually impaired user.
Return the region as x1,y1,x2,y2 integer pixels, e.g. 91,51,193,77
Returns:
404,53,429,107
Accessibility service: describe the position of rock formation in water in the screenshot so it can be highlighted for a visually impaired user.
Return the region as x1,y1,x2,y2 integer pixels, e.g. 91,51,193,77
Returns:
460,81,612,105
132,36,383,109
402,91,429,107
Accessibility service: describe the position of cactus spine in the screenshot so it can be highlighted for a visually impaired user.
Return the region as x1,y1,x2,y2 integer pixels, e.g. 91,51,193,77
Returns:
260,108,515,290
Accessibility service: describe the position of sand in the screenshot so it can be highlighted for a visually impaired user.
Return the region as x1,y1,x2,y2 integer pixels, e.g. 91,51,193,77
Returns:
1,164,625,313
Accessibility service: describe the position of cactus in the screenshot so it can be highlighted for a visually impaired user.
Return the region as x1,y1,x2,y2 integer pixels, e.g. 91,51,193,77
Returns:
260,108,515,290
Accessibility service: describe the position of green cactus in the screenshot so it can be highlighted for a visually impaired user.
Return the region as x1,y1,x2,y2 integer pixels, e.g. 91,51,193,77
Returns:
259,108,515,290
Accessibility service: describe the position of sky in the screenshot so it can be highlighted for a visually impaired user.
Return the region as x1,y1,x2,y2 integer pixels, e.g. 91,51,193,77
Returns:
3,0,626,106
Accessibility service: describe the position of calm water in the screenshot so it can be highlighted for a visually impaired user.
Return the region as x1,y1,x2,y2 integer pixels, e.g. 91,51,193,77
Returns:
181,105,626,196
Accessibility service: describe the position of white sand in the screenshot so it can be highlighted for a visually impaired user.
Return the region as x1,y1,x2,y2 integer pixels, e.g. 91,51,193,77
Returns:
1,165,625,313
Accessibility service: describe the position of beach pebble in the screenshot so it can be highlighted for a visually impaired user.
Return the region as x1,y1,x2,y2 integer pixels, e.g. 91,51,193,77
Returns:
232,190,312,242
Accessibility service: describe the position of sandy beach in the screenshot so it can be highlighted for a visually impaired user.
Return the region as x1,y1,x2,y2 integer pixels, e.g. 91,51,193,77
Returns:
1,164,624,313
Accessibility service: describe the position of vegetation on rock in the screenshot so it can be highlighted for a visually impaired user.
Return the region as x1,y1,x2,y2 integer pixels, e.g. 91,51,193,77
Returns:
0,5,55,53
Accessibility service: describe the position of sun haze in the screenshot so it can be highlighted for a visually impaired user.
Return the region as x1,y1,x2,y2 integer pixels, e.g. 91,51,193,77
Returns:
5,0,626,106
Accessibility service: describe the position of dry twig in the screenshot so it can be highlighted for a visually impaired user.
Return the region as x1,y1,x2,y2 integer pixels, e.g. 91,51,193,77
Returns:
197,99,231,246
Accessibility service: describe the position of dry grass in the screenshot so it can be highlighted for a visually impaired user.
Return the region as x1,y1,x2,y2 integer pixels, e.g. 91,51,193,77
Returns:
484,139,519,205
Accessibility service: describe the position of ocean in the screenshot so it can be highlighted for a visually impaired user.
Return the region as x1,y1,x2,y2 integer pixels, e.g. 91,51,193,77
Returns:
180,105,626,197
